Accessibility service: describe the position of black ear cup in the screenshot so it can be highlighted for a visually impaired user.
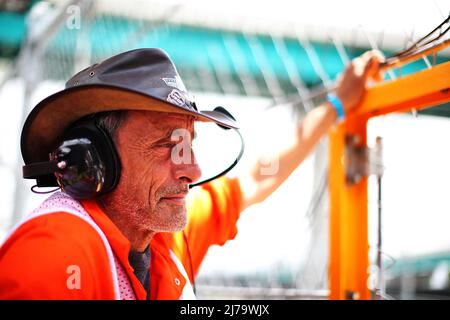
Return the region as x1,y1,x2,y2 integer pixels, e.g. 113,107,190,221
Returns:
51,116,121,199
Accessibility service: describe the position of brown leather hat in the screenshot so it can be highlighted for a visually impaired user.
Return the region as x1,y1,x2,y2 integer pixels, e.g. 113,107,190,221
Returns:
21,48,238,165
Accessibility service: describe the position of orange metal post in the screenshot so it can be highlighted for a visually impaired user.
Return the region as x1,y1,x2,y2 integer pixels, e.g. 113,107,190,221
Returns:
328,61,450,300
356,60,450,117
329,115,370,300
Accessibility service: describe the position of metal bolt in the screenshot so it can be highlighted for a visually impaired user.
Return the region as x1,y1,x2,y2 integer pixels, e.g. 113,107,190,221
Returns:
57,161,67,169
345,290,360,300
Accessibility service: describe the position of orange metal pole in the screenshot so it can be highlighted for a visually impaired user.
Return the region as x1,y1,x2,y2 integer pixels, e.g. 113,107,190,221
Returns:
328,60,450,300
355,60,450,117
329,115,370,300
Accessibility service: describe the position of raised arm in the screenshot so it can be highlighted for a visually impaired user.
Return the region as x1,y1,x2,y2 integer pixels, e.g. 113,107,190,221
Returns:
239,50,383,210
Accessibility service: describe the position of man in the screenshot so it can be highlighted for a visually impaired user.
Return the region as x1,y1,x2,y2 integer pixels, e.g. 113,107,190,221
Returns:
0,48,382,299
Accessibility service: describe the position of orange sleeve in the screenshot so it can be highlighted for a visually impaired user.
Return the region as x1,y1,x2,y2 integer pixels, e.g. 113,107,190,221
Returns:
0,213,116,299
172,176,243,278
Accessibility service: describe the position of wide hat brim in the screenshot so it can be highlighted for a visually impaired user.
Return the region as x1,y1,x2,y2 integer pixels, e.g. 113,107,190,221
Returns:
21,83,238,165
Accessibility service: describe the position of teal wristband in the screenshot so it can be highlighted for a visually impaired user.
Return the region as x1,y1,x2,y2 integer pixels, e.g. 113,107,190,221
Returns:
327,94,345,121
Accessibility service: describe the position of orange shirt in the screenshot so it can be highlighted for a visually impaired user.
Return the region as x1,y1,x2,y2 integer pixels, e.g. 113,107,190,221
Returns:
0,177,242,299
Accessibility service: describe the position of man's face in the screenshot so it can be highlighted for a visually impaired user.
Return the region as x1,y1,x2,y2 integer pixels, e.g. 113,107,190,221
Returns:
103,110,201,234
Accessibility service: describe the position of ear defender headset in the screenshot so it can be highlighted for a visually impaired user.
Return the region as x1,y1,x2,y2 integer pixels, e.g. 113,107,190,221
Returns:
23,107,244,200
23,113,121,199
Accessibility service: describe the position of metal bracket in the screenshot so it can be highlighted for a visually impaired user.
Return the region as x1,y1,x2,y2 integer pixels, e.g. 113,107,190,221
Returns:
345,135,384,185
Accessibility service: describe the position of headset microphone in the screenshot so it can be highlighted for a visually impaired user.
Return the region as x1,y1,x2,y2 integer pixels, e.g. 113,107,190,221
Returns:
189,106,245,189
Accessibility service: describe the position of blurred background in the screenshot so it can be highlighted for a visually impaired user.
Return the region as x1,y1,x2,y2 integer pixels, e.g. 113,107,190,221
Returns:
0,0,449,299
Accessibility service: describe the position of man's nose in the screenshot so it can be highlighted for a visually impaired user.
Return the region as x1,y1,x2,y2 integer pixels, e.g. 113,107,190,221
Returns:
173,150,202,184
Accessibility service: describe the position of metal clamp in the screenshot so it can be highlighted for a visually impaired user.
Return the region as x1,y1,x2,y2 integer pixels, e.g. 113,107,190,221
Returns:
345,135,384,185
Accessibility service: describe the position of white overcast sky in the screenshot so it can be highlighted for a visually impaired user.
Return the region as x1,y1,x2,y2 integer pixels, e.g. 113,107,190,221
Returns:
99,0,449,50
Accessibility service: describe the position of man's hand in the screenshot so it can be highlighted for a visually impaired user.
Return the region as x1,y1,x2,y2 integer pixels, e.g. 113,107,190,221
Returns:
335,50,384,114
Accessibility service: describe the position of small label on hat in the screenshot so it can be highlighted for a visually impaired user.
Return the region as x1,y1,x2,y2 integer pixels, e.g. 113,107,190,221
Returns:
161,76,187,92
167,89,186,107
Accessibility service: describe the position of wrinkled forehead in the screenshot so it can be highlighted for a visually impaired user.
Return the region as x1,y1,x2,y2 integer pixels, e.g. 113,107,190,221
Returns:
126,110,195,138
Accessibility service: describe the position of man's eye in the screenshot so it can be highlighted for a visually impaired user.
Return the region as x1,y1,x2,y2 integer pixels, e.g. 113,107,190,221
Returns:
155,140,194,149
158,143,176,148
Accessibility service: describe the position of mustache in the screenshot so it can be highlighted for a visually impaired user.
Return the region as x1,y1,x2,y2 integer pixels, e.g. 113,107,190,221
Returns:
158,185,189,198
